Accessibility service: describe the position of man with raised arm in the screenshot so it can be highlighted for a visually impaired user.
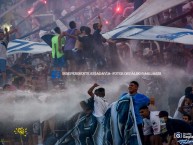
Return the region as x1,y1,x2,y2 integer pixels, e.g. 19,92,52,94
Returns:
87,83,109,145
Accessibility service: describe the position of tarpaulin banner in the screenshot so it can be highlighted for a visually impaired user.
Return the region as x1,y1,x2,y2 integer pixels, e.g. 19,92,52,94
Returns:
103,25,193,45
104,94,142,145
7,39,51,55
116,0,187,27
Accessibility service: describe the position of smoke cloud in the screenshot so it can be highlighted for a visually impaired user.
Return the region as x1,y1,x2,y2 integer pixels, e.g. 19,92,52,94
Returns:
0,62,191,124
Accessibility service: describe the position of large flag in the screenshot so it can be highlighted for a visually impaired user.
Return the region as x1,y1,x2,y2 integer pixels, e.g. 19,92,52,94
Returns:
116,0,187,27
102,25,193,45
7,39,51,55
103,94,142,145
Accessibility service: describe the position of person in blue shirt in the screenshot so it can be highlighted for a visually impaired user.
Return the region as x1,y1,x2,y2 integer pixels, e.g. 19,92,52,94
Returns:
128,81,150,145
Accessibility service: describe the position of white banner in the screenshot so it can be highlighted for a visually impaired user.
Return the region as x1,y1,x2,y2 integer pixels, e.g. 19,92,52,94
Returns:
7,39,51,55
116,0,187,27
103,25,193,45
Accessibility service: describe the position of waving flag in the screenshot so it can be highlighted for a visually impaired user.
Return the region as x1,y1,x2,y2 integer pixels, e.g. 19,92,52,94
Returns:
116,0,187,27
103,94,142,145
7,39,51,55
103,25,193,45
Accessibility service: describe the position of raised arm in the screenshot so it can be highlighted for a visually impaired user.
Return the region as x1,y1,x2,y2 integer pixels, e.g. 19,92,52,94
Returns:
4,28,10,42
87,83,99,98
98,15,103,30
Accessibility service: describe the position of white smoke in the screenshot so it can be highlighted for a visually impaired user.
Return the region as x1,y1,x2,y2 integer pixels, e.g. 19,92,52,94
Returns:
0,62,192,124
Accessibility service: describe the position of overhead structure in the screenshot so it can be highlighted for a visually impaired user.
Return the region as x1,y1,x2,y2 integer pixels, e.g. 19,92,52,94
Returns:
0,0,26,19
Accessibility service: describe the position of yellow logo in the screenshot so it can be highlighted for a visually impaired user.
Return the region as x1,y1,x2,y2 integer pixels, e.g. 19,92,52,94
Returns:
14,127,28,137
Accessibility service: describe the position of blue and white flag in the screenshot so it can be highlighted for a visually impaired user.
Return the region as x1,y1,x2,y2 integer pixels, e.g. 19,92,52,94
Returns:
103,25,193,45
103,94,142,145
7,39,51,55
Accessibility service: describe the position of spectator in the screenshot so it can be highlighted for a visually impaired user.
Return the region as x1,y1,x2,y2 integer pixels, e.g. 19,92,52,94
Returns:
73,26,86,72
128,81,150,145
52,27,66,70
0,28,9,86
148,96,157,111
159,111,193,145
178,94,193,120
173,86,193,119
12,76,26,90
71,100,97,145
74,26,86,52
92,16,107,70
182,114,193,127
78,26,94,71
87,83,109,145
59,21,80,72
139,106,163,145
51,27,67,87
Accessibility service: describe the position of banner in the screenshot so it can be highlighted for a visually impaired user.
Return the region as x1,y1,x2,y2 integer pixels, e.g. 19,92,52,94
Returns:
104,94,142,145
7,39,51,55
102,25,193,45
116,0,187,27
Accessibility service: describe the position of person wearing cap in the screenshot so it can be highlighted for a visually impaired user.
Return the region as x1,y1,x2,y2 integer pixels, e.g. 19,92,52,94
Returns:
139,106,163,145
0,28,9,86
159,111,193,145
173,86,193,119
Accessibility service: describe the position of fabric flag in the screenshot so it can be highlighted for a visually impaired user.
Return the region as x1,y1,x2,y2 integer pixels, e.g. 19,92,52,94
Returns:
40,19,68,47
7,39,51,55
104,94,142,145
102,25,193,45
39,30,55,48
116,0,187,27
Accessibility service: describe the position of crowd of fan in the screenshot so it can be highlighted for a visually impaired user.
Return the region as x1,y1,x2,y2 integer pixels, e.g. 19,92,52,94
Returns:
0,78,193,145
0,0,18,14
0,0,193,145
0,0,133,40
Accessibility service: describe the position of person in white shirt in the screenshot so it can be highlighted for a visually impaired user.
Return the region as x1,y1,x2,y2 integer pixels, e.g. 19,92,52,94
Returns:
139,106,163,145
0,27,17,86
173,86,193,119
87,83,109,145
0,28,9,86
